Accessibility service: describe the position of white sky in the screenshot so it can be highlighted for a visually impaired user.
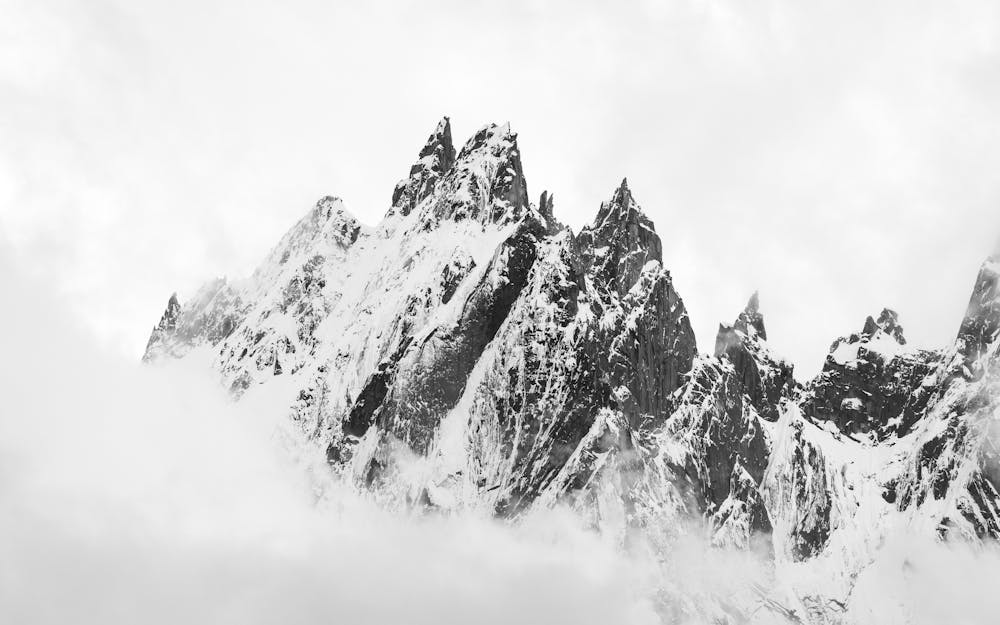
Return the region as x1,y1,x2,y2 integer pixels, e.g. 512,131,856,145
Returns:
2,0,1000,378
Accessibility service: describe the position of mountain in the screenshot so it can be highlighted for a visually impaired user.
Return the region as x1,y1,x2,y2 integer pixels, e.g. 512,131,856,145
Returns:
144,118,1000,622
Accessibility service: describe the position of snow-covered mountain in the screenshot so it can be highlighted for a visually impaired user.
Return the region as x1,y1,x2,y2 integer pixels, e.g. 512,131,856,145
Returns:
145,118,1000,622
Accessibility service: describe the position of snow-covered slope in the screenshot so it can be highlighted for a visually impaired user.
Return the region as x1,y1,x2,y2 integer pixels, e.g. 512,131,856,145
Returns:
145,119,1000,623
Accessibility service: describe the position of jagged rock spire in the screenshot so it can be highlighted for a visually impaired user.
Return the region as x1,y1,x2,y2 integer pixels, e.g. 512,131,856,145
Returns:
716,292,766,356
713,292,793,421
735,291,767,340
158,293,181,332
862,308,905,344
956,254,1000,370
142,293,182,362
449,123,529,224
398,122,533,229
389,116,456,217
577,178,664,295
538,190,554,221
802,306,939,438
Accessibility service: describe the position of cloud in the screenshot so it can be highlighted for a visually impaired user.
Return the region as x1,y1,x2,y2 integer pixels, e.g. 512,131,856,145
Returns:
0,244,789,625
847,534,1000,625
5,242,1000,624
0,248,670,625
3,0,1000,377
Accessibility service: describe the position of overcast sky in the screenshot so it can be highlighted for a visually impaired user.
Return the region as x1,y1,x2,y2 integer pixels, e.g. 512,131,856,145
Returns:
2,0,999,377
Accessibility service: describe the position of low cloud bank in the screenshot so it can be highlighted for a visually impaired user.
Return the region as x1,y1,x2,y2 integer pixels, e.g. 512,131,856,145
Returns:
3,252,1000,625
0,255,664,625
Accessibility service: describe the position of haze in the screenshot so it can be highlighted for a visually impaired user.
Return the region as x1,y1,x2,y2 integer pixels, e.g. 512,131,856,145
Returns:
3,0,1000,377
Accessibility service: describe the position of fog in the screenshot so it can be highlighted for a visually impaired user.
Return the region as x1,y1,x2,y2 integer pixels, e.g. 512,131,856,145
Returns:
2,248,1000,625
0,248,665,624
4,0,1000,379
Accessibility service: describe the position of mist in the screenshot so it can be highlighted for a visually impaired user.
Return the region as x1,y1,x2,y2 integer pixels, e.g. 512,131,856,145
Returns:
4,0,1000,379
2,249,999,625
0,248,667,625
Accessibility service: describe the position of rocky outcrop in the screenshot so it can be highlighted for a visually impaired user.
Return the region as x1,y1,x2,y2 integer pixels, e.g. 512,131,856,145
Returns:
577,179,662,295
763,409,835,561
800,308,940,438
417,123,532,228
956,254,1000,377
656,358,772,536
389,117,456,218
143,278,244,363
714,293,795,422
458,183,697,515
634,296,791,547
363,216,549,454
143,293,181,361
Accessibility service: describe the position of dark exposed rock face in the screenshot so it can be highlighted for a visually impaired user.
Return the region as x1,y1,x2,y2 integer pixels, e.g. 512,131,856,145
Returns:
577,179,663,296
538,190,555,222
480,212,697,515
784,420,833,560
335,122,554,481
956,255,1000,376
714,293,795,422
640,295,791,546
389,117,456,217
800,308,940,438
356,178,698,515
368,217,548,453
892,370,1000,540
665,359,772,532
863,308,906,343
577,179,697,424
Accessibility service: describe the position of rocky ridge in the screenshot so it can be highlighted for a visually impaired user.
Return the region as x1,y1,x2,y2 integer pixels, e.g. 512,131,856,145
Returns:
144,118,1000,624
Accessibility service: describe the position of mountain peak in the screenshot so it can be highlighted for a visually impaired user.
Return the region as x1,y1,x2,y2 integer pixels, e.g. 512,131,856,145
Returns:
296,196,364,248
590,178,653,234
538,190,554,220
862,308,905,344
142,292,183,362
577,181,663,295
713,290,794,422
388,116,456,217
314,195,346,218
315,197,364,247
715,292,767,357
431,115,451,138
615,177,630,198
161,293,181,328
422,116,455,162
140,118,1000,596
734,291,767,340
956,253,1000,369
419,122,530,227
455,122,516,160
